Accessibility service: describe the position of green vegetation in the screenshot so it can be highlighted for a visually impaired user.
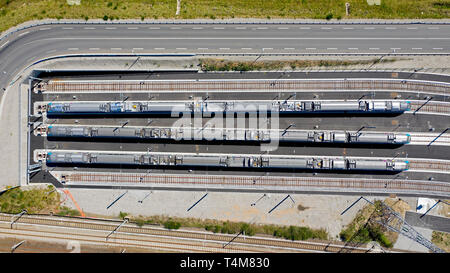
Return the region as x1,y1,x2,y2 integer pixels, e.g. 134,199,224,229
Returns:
432,231,450,252
339,200,394,248
0,185,81,217
118,211,129,219
0,185,60,214
128,215,328,241
0,0,449,33
163,220,181,230
56,205,81,216
199,58,397,72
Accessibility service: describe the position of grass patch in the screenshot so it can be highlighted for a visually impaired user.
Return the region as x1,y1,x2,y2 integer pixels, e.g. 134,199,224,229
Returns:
0,1,449,33
128,215,328,241
0,185,81,216
199,58,397,71
432,231,450,252
56,205,81,216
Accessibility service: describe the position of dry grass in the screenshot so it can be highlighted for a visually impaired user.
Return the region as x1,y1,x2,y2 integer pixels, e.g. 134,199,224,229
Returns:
0,0,449,33
432,231,450,252
199,58,397,71
0,185,59,214
129,214,328,240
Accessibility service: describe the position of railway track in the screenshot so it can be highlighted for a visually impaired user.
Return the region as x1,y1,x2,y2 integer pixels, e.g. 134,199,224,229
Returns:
37,79,450,95
409,101,450,115
0,213,382,253
54,171,450,197
408,160,450,173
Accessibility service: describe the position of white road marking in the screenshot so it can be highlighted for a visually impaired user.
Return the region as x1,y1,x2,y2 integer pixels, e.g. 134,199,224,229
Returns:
262,48,273,50
343,27,354,29
327,48,337,50
0,41,9,49
133,48,144,50
46,49,56,53
89,48,100,50
18,31,29,37
84,27,95,30
149,27,160,29
364,27,375,30
284,48,295,50
39,27,51,30
348,48,358,50
321,27,332,30
391,48,401,50
127,27,139,30
235,27,246,29
428,27,439,29
278,27,289,29
385,27,396,29
154,47,165,50
197,48,208,50
111,48,122,50
300,27,311,29
62,27,73,30
171,27,181,29
41,37,450,41
433,48,443,50
176,48,187,50
105,27,116,30
412,47,422,50
214,27,225,29
219,48,230,50
192,27,203,29
369,48,380,50
241,48,252,50
407,27,418,30
67,48,78,50
257,27,268,29
306,47,316,50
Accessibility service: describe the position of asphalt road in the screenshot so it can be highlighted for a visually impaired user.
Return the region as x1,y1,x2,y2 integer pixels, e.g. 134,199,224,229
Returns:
405,211,450,233
1,22,450,89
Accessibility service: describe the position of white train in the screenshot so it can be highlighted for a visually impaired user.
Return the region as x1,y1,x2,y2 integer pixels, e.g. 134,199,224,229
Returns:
45,126,411,145
40,100,411,115
42,151,410,172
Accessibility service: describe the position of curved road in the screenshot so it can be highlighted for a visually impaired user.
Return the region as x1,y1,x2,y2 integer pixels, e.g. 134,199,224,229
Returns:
0,21,450,90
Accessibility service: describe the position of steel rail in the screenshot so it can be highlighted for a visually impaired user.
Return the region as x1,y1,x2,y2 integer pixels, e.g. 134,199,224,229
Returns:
38,79,450,95
0,214,377,253
58,172,450,197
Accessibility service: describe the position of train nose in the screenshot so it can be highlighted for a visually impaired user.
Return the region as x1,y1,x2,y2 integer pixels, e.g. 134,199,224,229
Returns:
405,101,411,111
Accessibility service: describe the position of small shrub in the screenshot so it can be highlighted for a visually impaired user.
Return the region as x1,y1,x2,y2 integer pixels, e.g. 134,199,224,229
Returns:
103,15,108,21
134,218,146,227
325,13,333,20
164,220,181,230
119,211,128,219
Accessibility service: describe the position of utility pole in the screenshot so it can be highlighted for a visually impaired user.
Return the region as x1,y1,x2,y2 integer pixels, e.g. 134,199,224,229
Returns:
106,217,129,241
10,210,27,229
413,97,433,115
356,126,376,136
427,128,449,147
11,240,26,253
420,200,450,218
341,196,445,253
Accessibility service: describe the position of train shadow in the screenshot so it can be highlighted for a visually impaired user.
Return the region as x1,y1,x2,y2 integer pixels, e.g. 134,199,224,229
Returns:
46,111,404,119
45,163,404,175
